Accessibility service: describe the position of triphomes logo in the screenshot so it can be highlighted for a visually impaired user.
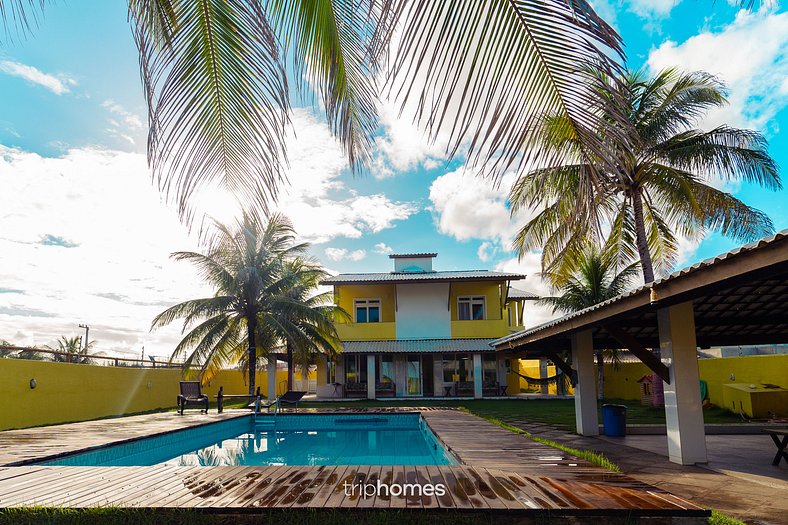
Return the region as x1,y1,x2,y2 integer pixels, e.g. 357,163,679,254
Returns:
343,478,447,498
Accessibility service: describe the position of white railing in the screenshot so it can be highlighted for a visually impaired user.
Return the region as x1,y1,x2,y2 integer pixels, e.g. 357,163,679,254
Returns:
292,378,317,393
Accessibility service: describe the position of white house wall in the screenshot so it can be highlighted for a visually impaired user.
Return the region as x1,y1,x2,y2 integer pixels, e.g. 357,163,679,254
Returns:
395,283,451,339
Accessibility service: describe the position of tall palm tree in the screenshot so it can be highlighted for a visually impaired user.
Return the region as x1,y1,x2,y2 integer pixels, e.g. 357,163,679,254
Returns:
151,213,343,395
539,246,639,398
511,68,781,284
2,1,622,228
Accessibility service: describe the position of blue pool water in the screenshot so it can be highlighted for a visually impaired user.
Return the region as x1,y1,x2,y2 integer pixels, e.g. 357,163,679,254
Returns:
40,413,457,467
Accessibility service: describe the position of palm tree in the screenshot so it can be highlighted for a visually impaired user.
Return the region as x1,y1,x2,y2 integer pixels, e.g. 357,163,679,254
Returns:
2,1,622,227
151,213,343,395
539,245,639,398
46,336,95,364
511,68,781,284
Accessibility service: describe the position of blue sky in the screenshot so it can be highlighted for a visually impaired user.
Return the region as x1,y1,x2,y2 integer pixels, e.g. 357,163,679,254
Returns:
1,1,787,356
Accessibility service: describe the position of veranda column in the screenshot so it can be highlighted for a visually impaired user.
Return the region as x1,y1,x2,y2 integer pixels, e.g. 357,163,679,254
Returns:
367,354,376,400
473,353,483,399
571,330,599,436
539,360,549,394
267,358,277,400
658,301,707,465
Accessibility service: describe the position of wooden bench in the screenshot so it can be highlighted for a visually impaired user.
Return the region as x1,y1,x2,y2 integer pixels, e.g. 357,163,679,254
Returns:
215,386,261,413
764,428,788,465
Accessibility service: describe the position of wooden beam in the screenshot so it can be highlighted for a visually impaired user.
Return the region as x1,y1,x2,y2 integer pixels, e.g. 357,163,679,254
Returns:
544,349,577,386
603,325,670,384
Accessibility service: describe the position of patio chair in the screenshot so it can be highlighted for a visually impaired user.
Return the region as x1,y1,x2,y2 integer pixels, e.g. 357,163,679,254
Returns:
177,381,209,415
254,391,307,413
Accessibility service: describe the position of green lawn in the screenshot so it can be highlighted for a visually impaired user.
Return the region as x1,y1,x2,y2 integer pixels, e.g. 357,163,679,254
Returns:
290,398,745,430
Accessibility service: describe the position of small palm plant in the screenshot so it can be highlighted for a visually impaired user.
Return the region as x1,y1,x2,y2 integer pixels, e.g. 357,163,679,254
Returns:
47,336,94,365
152,213,344,395
539,246,640,398
512,68,781,283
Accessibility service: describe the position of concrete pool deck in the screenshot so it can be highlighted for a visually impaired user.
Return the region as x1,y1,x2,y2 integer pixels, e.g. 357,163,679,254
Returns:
0,408,707,520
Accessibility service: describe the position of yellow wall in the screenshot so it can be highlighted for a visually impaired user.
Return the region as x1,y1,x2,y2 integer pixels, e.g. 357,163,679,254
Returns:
449,282,503,321
0,359,288,431
335,284,396,322
601,355,788,409
450,319,509,338
335,322,396,341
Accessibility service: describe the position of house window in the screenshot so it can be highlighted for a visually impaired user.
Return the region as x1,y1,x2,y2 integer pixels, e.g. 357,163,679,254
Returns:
326,359,336,383
458,296,485,320
355,299,381,323
483,354,497,384
442,353,474,382
378,354,394,384
344,354,367,384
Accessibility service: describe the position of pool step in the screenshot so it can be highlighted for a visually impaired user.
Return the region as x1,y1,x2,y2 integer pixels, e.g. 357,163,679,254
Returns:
255,419,276,431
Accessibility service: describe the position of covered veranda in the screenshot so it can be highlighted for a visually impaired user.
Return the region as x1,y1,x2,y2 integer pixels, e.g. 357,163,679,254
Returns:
493,231,788,465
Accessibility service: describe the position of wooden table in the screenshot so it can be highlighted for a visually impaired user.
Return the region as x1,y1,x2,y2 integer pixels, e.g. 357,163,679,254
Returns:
764,428,788,465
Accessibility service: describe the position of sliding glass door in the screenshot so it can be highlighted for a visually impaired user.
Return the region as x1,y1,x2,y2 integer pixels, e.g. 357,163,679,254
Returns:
406,354,421,396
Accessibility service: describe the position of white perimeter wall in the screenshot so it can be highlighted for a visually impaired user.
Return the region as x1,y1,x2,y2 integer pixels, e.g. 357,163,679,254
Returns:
395,283,450,339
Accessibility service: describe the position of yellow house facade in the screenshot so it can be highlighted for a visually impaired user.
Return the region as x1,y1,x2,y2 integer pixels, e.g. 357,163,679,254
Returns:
315,253,534,399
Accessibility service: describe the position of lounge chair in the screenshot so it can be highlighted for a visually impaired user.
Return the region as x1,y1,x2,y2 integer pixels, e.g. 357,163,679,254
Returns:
255,391,307,413
177,381,209,414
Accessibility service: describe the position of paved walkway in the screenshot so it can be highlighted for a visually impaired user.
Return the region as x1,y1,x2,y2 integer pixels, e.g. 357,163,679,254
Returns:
503,418,788,525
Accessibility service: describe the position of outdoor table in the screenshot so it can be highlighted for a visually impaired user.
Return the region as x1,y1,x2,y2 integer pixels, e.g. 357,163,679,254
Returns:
498,384,508,396
444,385,453,396
764,428,788,465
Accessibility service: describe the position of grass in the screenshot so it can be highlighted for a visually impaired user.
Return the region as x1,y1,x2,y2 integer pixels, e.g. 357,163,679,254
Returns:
296,398,745,430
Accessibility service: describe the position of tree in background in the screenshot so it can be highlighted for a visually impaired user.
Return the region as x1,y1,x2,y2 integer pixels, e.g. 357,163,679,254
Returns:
152,214,344,395
512,68,781,284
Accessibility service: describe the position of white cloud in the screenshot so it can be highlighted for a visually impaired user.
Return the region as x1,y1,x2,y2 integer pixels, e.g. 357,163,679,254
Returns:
0,146,208,357
647,6,788,132
274,109,417,243
627,0,677,20
374,242,393,254
324,248,366,262
370,100,448,179
0,59,74,95
494,252,556,328
428,167,537,251
477,241,495,262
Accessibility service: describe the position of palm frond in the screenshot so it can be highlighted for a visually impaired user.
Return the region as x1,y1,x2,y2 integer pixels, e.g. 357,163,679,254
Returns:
0,0,46,42
129,0,289,227
384,0,624,184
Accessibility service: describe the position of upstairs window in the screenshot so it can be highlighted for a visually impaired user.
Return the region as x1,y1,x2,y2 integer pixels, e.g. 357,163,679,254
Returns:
458,296,485,320
355,299,381,323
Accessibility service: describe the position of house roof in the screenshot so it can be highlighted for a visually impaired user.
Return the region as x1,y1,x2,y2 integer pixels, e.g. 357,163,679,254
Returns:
321,270,525,285
493,230,788,353
507,287,540,300
340,338,498,354
388,253,437,259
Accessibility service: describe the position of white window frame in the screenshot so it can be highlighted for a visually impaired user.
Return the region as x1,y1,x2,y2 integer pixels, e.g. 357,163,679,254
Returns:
457,296,486,321
354,298,381,323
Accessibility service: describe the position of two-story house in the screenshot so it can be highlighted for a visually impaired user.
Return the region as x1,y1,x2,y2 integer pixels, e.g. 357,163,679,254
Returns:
313,253,532,399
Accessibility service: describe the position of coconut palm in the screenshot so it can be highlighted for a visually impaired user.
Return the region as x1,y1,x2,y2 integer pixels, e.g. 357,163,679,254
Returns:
511,68,781,284
539,245,639,398
46,336,95,364
2,1,622,227
151,213,343,395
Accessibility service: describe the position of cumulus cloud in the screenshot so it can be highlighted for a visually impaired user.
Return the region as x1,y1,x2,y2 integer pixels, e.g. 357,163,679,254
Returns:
0,146,207,356
324,248,366,262
494,253,556,328
647,6,788,133
374,242,394,254
627,0,677,20
0,59,75,95
428,167,537,253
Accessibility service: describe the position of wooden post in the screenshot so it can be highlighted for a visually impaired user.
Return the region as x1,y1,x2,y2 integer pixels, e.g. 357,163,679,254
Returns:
217,386,224,414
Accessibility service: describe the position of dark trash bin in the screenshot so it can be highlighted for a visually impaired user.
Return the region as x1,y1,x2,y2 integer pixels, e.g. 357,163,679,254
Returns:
601,404,627,436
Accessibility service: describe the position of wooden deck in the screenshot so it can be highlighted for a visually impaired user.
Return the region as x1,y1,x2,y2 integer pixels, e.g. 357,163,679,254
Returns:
0,408,708,517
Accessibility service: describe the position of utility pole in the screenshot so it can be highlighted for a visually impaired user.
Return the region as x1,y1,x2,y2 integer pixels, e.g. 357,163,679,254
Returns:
78,324,89,351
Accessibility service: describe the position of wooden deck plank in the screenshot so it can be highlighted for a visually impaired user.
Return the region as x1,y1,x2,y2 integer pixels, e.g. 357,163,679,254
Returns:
305,465,350,508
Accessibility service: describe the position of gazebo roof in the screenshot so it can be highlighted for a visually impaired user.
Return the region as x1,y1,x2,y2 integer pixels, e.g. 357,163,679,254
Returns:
494,230,788,354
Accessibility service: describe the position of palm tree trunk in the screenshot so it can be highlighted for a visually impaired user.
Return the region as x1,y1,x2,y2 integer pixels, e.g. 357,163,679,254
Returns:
286,341,293,391
247,318,256,396
631,189,655,284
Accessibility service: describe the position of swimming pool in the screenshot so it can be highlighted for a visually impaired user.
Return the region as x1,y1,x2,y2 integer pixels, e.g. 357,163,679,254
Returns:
39,413,457,467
